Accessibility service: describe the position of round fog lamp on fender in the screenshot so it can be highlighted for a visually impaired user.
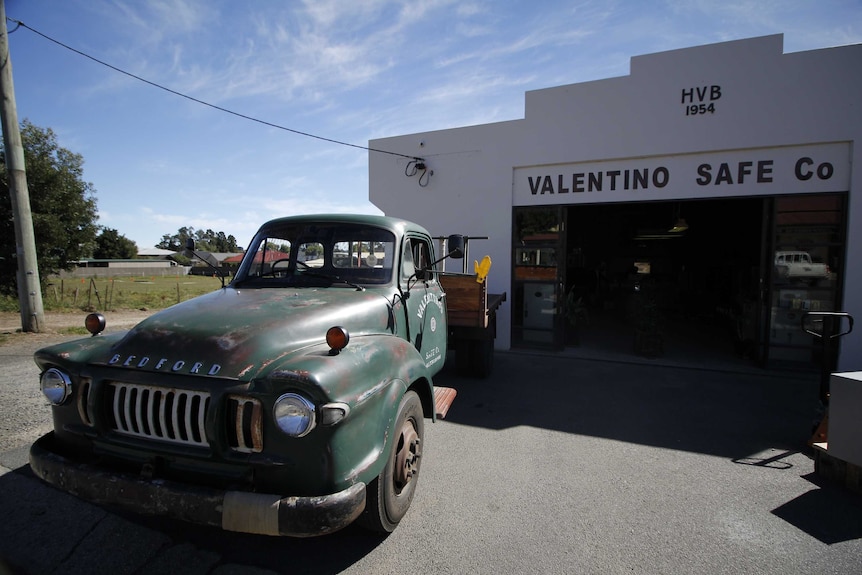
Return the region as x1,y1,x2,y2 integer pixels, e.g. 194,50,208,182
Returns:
41,368,72,405
326,326,349,355
273,393,316,437
85,313,106,336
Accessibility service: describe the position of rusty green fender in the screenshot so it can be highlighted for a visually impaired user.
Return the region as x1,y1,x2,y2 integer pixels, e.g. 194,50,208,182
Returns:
256,333,437,489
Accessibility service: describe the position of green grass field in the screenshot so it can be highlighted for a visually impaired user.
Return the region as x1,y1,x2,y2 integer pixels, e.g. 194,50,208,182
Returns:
1,274,224,313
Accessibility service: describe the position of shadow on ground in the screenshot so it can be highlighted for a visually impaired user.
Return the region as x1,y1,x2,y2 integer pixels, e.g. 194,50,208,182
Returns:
772,473,862,544
437,350,820,462
0,465,386,575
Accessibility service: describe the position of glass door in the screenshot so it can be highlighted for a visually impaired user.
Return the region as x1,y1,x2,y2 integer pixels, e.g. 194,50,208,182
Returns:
765,194,846,368
512,207,565,348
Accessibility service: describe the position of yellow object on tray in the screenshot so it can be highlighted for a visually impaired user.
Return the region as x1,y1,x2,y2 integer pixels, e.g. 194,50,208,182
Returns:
474,255,491,283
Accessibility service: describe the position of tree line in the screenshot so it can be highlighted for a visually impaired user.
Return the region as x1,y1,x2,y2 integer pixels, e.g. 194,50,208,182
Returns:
157,227,241,253
0,120,241,296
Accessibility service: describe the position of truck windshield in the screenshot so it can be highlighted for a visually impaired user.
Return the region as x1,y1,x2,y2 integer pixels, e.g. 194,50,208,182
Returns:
233,222,396,287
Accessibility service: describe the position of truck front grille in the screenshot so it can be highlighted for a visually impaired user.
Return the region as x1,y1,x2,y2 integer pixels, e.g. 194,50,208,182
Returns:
108,382,210,448
226,395,264,453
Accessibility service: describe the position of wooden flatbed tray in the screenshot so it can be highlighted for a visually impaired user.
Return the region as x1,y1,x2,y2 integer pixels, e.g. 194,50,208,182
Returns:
440,274,490,328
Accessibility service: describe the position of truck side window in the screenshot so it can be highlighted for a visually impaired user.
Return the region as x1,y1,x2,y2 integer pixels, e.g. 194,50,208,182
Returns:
402,237,435,282
417,242,429,272
402,239,415,279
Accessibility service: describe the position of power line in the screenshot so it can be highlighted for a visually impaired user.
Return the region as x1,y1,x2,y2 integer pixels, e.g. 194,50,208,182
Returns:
7,18,423,162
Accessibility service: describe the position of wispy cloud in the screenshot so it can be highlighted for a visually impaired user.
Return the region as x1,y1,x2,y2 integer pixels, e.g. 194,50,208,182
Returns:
13,0,862,250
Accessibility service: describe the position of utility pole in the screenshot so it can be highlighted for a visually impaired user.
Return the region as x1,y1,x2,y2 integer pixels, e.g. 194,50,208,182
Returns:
0,0,45,332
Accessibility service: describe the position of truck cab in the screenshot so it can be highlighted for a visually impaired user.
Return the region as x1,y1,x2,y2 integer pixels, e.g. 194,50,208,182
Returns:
30,214,457,537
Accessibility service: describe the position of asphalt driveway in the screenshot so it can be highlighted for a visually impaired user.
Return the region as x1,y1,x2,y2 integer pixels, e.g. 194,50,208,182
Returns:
1,337,860,574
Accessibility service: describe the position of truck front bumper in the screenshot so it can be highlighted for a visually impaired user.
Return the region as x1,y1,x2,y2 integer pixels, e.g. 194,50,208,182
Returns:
29,433,366,537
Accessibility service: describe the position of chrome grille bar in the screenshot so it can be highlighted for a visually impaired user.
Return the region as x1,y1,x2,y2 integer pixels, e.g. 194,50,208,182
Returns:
109,382,210,447
77,378,93,427
228,395,264,453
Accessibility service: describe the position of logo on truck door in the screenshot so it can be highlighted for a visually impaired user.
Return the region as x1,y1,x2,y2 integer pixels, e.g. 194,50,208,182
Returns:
417,292,444,367
416,292,444,321
425,345,442,368
404,236,446,369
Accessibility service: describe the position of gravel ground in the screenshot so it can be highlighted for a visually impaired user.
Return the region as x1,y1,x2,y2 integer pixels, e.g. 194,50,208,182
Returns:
0,310,155,351
0,310,155,455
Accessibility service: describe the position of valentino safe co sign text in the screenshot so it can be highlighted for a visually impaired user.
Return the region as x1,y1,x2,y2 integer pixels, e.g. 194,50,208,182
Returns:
513,142,850,206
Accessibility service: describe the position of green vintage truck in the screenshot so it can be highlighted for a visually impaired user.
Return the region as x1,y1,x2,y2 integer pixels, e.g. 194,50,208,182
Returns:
29,214,503,537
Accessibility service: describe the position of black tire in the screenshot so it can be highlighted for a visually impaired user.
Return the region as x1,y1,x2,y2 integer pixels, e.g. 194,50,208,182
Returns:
359,390,424,533
469,337,494,378
454,338,471,375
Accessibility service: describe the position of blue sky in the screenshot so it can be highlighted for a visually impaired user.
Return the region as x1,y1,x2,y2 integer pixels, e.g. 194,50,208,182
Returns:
5,0,862,250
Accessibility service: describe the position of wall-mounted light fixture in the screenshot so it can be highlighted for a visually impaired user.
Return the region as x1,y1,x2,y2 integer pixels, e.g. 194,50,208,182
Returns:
405,158,432,187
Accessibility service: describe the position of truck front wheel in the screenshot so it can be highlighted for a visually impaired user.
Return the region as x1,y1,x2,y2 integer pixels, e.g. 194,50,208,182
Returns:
359,390,424,533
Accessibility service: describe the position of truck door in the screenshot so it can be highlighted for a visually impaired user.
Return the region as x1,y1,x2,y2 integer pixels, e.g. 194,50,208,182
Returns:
401,235,447,371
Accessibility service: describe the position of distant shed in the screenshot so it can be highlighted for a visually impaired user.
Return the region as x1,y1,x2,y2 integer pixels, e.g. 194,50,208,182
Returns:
59,259,188,278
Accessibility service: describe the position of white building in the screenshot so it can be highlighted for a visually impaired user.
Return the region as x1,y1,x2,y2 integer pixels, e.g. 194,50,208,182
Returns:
369,35,861,373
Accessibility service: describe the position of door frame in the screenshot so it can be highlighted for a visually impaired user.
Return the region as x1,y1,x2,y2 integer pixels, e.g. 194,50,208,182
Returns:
511,206,567,349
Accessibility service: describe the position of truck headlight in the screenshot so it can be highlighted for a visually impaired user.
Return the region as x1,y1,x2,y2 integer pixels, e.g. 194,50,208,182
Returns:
273,393,316,437
41,368,72,405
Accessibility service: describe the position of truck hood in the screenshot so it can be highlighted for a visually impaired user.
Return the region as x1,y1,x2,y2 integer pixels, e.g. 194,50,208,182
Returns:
99,287,394,380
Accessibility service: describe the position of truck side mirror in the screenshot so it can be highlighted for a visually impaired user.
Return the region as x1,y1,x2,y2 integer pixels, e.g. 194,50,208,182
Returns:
447,235,465,259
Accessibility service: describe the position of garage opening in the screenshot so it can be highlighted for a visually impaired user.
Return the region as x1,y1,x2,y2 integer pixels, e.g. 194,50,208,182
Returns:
512,195,845,371
565,198,764,369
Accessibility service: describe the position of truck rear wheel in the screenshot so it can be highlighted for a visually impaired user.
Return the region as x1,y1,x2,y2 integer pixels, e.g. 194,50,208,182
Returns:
469,338,494,378
454,339,471,374
359,390,424,533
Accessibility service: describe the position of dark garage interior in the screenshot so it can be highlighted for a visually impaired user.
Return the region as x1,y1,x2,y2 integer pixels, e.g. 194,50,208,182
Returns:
564,198,766,367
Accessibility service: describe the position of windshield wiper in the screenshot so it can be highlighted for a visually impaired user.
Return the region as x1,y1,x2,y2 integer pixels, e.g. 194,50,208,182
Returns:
334,277,365,291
